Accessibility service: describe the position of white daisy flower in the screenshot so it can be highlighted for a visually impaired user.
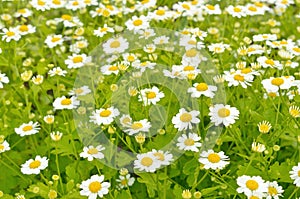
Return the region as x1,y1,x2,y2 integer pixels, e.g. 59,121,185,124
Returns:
53,96,80,110
116,174,135,189
153,36,170,45
176,133,202,152
48,67,67,77
199,150,230,170
138,86,165,106
0,140,10,153
50,131,63,141
48,0,66,9
134,153,161,173
148,6,173,21
138,29,156,39
187,82,217,98
0,72,9,88
132,61,156,72
172,108,200,131
261,76,293,92
209,104,240,127
64,53,92,69
16,24,36,36
119,114,132,128
203,4,222,15
32,75,44,85
257,56,282,69
224,69,255,88
14,8,33,18
226,5,247,18
266,181,284,199
101,64,120,75
44,115,55,124
125,15,150,31
80,145,105,161
290,163,300,187
68,85,91,96
80,175,110,199
208,43,230,54
253,34,277,42
15,121,40,137
56,14,83,27
1,27,21,42
21,155,48,175
93,24,114,37
45,34,64,48
103,37,129,54
124,119,151,135
89,107,120,125
236,175,268,197
30,0,51,11
65,0,86,11
149,149,174,166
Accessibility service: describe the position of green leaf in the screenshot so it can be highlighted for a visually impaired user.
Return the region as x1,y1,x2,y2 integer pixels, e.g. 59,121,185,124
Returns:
183,158,198,175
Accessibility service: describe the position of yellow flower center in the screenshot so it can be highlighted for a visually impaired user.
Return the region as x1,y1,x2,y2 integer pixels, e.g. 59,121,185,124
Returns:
133,19,143,26
182,3,190,10
61,98,72,105
75,88,83,94
29,160,41,169
248,6,257,12
207,153,221,163
271,78,284,86
122,117,131,124
6,31,15,37
188,40,197,45
259,124,270,133
72,1,79,6
22,125,33,131
290,109,300,117
156,9,165,16
246,180,259,191
183,65,195,71
121,179,127,185
51,37,61,42
38,0,46,6
180,113,192,122
268,186,278,196
268,92,277,97
0,144,4,151
87,148,98,155
110,40,121,48
293,47,300,53
265,59,275,66
109,65,118,71
206,4,215,10
131,122,143,130
18,9,26,14
102,9,110,17
61,14,72,21
141,157,153,166
298,170,300,177
234,74,244,81
185,49,197,57
127,55,135,62
241,68,252,74
233,7,241,12
99,110,112,117
19,25,28,32
141,0,149,4
184,138,195,146
249,196,259,199
218,108,230,118
196,83,208,91
89,181,102,193
146,91,156,99
154,152,165,161
72,56,83,63
52,0,61,5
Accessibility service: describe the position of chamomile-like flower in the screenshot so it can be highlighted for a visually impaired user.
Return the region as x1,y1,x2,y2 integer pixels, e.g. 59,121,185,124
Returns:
125,15,150,31
266,181,284,199
124,119,151,135
172,108,200,131
188,82,217,98
48,67,67,77
290,163,300,187
53,96,80,110
1,27,21,42
149,149,174,166
0,72,9,88
257,121,272,133
68,85,91,96
209,104,240,127
261,76,293,92
103,37,129,54
134,153,160,173
64,53,91,69
176,133,202,152
21,155,48,175
116,174,135,189
199,150,230,170
80,145,105,161
80,175,110,199
45,34,64,48
89,107,120,126
236,175,268,197
289,105,300,118
0,140,10,153
15,121,40,137
93,24,114,37
138,86,165,106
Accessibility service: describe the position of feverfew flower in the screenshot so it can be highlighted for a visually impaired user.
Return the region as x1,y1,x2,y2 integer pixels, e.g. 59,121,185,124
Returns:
15,121,40,137
68,85,91,96
124,119,151,135
1,27,21,42
80,145,105,161
138,86,165,106
125,15,150,31
48,67,67,77
21,155,48,175
45,34,64,48
209,104,240,127
64,53,91,69
236,175,268,197
89,107,120,125
176,133,202,152
187,82,217,98
53,96,80,110
80,175,110,199
0,72,9,88
172,108,200,131
134,153,160,173
116,174,135,189
199,150,230,170
290,162,300,187
266,181,284,199
0,140,10,153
